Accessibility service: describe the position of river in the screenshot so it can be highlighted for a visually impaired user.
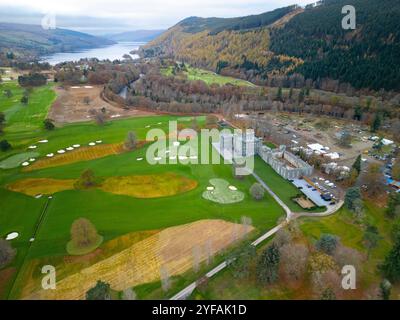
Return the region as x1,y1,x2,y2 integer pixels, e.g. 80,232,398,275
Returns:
41,42,144,65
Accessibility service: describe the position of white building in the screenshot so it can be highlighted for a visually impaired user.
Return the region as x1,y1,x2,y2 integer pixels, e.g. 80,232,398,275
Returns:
220,131,261,158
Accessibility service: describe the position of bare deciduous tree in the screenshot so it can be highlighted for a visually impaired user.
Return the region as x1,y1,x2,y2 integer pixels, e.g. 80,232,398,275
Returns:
160,265,170,292
124,131,137,151
280,243,309,281
333,245,364,269
274,229,292,248
70,218,100,249
192,245,202,273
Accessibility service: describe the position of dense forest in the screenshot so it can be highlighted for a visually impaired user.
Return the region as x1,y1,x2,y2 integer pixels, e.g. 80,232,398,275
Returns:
178,6,297,34
270,0,400,91
142,0,400,92
40,55,400,142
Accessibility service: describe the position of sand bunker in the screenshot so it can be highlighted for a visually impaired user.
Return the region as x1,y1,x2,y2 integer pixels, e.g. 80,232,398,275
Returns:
6,232,19,240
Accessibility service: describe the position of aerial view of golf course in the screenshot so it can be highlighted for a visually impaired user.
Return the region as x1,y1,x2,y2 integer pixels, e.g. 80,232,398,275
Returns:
1,0,400,306
0,73,297,300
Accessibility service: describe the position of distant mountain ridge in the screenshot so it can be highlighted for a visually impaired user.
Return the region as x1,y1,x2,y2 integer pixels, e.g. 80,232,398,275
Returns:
104,30,164,42
177,6,297,34
0,22,115,59
142,0,400,91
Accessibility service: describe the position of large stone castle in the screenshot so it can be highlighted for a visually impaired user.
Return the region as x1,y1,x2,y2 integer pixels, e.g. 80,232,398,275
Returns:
219,132,313,180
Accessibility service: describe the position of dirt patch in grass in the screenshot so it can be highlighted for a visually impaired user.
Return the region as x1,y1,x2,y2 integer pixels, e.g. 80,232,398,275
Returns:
23,143,125,172
101,173,198,198
48,86,155,124
23,220,254,300
7,178,75,196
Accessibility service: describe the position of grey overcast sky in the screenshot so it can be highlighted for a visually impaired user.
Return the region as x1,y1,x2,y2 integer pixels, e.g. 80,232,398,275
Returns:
0,0,315,34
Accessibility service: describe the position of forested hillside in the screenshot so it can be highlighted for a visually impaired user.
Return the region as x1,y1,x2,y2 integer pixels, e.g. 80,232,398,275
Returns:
140,5,302,75
0,23,115,61
270,0,400,91
142,0,400,92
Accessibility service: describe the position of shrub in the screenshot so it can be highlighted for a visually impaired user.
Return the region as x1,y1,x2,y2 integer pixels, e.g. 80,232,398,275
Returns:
74,169,98,189
250,183,265,201
316,234,339,255
0,139,11,152
309,252,338,274
86,281,111,300
124,131,137,150
43,119,55,130
21,95,29,104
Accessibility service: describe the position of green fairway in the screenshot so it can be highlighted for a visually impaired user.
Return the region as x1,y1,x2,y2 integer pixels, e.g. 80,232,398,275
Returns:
161,65,255,87
0,82,24,113
0,86,290,297
4,144,284,259
0,81,299,300
0,82,56,135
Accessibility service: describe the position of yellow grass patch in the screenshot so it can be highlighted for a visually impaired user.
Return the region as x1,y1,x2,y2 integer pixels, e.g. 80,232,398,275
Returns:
23,143,124,172
7,178,75,196
17,230,158,299
24,220,254,300
101,173,198,198
8,173,197,199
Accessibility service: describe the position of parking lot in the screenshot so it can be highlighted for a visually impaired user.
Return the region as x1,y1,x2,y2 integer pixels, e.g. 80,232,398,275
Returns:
292,178,337,208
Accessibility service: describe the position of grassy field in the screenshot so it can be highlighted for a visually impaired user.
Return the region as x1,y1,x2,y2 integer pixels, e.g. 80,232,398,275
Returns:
0,82,285,299
161,65,255,87
0,82,56,135
0,80,308,300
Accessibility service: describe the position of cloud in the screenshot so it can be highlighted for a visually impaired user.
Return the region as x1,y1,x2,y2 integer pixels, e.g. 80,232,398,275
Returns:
0,0,315,32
